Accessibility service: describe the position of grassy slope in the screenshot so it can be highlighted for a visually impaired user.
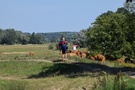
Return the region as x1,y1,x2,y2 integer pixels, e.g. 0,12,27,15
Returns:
0,44,135,90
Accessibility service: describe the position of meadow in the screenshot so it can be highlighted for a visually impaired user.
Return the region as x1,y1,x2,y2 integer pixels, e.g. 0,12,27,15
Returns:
0,44,135,90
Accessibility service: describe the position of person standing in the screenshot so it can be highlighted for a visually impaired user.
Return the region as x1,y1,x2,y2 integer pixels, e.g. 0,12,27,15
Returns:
72,44,77,50
60,37,68,61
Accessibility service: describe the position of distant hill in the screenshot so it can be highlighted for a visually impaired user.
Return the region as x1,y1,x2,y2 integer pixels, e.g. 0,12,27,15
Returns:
38,32,78,43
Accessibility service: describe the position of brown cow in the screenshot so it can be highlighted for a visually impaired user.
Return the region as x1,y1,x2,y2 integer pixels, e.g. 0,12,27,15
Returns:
29,52,35,56
90,56,95,60
69,52,78,57
66,50,72,54
117,58,125,63
73,50,80,56
90,54,105,63
68,50,80,57
97,54,105,63
80,52,87,58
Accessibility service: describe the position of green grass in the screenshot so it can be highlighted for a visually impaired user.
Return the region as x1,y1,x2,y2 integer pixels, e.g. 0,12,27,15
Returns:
0,44,61,61
0,80,28,90
0,76,96,90
0,44,135,90
0,61,53,77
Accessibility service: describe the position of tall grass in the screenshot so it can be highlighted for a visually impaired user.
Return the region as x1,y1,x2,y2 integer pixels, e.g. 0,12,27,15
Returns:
92,72,135,90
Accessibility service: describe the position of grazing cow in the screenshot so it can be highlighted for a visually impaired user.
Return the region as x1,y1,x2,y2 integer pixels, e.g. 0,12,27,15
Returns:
90,56,95,60
90,54,105,63
73,50,80,54
117,58,125,63
67,50,90,58
96,54,105,63
67,50,80,57
29,52,35,56
66,50,72,54
81,51,89,57
69,52,78,57
80,52,87,58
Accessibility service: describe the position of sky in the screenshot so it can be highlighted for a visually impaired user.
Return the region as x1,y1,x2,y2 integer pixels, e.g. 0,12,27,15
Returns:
0,0,125,33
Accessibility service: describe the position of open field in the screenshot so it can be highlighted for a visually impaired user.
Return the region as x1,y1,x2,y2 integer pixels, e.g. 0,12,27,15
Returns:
0,44,135,90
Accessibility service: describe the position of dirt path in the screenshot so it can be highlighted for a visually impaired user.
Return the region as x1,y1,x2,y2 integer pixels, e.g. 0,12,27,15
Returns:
0,59,51,62
0,75,22,80
0,58,77,63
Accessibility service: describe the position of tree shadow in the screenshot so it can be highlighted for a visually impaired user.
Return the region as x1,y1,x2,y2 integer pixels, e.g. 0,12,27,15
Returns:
28,62,135,79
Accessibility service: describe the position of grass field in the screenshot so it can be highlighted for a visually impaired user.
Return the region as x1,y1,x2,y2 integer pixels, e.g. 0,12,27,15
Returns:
0,44,135,90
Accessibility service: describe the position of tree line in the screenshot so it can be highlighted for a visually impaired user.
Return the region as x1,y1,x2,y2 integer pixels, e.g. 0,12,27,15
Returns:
0,29,45,45
39,32,77,43
0,28,77,45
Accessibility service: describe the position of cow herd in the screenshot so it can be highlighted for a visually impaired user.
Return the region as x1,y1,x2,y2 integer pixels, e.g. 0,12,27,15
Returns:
67,50,106,63
67,50,135,64
28,50,135,64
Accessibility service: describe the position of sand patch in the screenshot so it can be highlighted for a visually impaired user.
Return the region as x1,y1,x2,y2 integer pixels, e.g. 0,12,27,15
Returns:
1,52,28,55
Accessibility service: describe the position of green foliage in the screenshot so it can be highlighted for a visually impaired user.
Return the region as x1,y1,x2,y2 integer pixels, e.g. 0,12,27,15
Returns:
124,0,135,13
41,32,77,43
86,10,135,59
21,35,30,45
0,28,77,44
2,29,18,45
29,32,45,44
0,29,46,45
72,29,87,48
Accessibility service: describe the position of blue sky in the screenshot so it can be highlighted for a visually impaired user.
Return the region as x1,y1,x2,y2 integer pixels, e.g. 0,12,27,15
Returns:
0,0,125,33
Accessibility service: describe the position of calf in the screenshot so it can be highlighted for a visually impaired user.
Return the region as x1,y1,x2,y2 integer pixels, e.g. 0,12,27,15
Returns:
117,58,124,63
29,52,35,56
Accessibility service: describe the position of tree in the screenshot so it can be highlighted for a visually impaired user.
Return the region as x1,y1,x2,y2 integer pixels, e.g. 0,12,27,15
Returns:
0,29,4,44
72,29,87,48
21,34,30,45
124,0,135,13
2,29,18,45
86,11,131,58
124,12,135,58
29,32,45,44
